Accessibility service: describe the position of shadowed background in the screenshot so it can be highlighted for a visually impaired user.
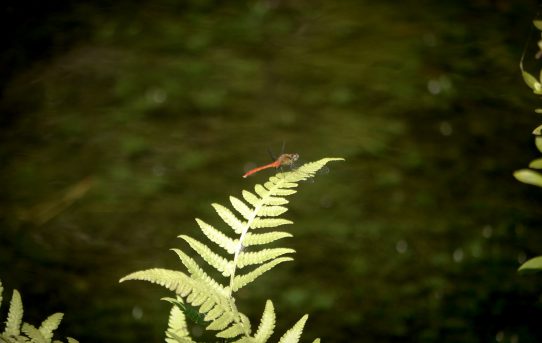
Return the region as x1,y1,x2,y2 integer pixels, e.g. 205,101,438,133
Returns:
1,0,542,342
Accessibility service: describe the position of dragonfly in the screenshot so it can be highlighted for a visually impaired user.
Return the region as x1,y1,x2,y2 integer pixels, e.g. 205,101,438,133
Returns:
242,153,299,178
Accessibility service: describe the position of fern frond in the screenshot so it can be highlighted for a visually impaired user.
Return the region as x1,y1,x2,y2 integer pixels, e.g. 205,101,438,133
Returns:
38,313,63,342
22,322,46,343
277,315,308,343
254,300,275,343
121,157,343,342
237,248,295,268
178,236,232,277
4,290,23,336
212,203,245,234
243,232,292,247
196,219,238,255
311,339,321,343
232,257,293,292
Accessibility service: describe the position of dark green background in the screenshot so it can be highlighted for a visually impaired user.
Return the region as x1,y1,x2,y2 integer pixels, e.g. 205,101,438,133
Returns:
1,0,542,342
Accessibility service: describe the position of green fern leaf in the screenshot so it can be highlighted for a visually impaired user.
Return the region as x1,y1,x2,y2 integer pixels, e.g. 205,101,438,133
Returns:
237,248,295,268
251,218,293,229
216,312,251,340
254,300,275,343
4,290,23,336
120,269,194,295
121,268,226,313
270,189,297,197
311,339,321,343
265,179,297,189
186,292,207,307
232,337,256,343
243,232,292,247
288,158,344,181
230,196,253,220
121,268,240,335
22,322,46,343
212,203,245,234
162,297,205,324
277,315,308,343
239,312,252,335
178,235,233,277
38,313,63,342
198,297,216,314
261,196,288,206
232,257,293,292
66,338,79,343
216,322,244,339
165,302,192,343
195,219,238,255
258,205,288,217
206,311,234,331
203,304,223,322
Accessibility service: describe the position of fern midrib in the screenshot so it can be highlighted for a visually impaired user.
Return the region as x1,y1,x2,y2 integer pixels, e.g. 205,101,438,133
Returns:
229,182,285,292
226,175,293,338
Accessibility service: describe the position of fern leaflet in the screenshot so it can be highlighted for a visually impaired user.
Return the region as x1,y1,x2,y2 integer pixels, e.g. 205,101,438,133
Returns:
4,290,23,336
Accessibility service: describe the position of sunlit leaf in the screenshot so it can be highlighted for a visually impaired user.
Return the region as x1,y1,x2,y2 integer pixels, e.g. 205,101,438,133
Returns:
528,158,542,169
514,169,542,187
519,256,542,272
521,70,542,93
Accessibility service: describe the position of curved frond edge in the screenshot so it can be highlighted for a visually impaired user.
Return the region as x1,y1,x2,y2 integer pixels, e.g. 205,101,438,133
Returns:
278,314,309,343
39,313,64,342
4,289,23,336
254,300,275,342
120,268,191,294
232,257,293,292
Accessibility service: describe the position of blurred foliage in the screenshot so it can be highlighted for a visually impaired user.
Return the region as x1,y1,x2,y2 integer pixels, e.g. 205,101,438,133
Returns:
1,0,542,342
515,19,542,275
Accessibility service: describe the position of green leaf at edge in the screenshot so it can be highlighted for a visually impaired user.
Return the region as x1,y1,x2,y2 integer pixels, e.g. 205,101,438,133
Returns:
519,256,542,272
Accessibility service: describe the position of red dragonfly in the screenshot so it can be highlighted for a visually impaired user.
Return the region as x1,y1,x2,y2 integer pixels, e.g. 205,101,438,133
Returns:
243,153,299,178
